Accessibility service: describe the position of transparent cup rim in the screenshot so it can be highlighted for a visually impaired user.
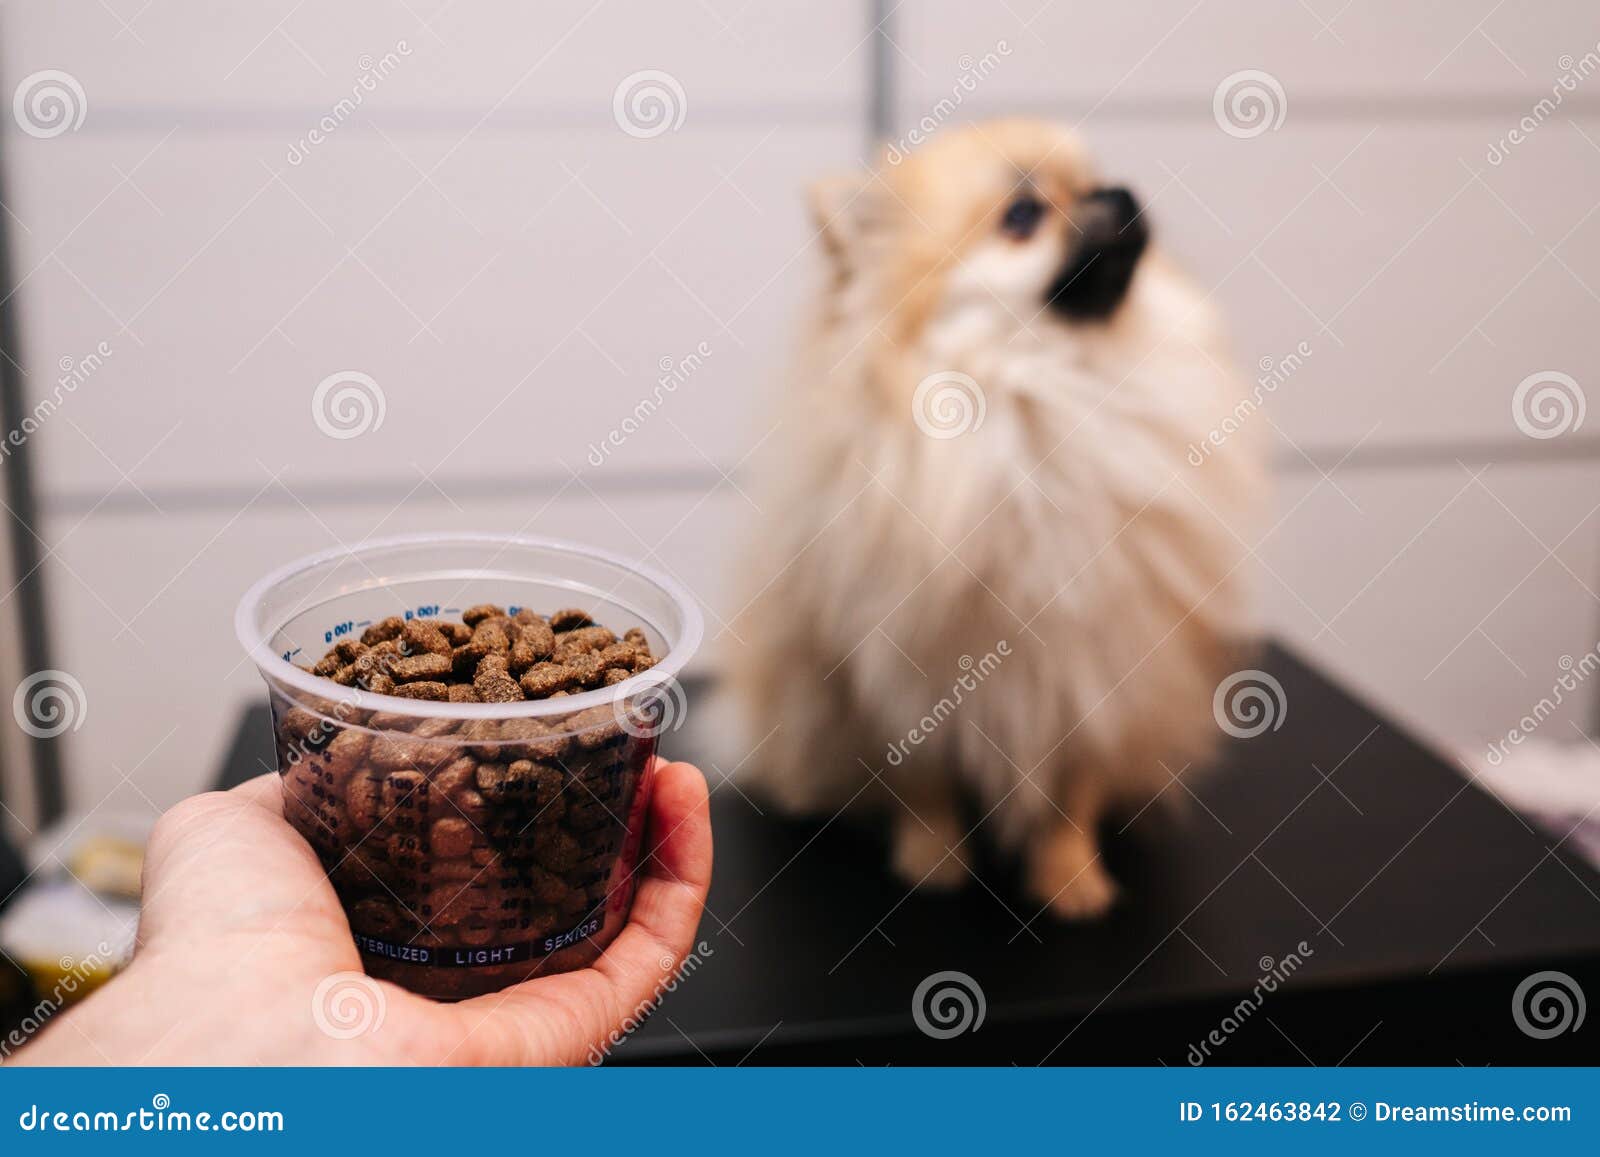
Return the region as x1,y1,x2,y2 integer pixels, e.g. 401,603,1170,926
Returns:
234,531,704,722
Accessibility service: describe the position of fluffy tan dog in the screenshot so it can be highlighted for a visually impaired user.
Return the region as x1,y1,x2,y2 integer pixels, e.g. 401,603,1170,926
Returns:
729,121,1263,918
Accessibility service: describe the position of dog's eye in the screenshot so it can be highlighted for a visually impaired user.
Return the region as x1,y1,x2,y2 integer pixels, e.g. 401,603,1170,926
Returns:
1000,194,1045,240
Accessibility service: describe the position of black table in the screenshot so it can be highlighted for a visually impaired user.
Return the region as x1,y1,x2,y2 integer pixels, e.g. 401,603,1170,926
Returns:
218,643,1600,1064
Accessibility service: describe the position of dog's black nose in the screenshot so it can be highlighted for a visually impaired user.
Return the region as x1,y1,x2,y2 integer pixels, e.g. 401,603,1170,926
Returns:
1046,185,1150,321
1086,186,1144,236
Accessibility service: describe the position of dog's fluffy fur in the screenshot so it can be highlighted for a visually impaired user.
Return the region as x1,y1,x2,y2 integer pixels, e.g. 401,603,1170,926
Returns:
729,121,1263,918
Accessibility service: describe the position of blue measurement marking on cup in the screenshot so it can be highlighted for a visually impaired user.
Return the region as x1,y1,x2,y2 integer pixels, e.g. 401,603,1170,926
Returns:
280,646,302,662
320,604,451,644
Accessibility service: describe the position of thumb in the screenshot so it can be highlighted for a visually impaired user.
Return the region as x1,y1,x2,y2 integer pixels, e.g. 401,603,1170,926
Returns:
138,774,351,949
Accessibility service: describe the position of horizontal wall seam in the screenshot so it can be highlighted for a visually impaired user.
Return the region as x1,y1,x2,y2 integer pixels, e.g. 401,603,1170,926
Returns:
32,439,1600,517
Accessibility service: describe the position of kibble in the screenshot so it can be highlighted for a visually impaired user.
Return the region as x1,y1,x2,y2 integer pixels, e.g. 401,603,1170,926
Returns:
351,896,405,937
345,773,383,832
552,626,616,661
307,607,655,708
564,651,605,689
509,620,555,672
402,618,452,658
468,653,517,703
276,602,663,1000
432,755,477,796
391,653,452,682
430,817,475,859
391,681,449,701
519,662,576,698
471,620,512,656
361,616,405,646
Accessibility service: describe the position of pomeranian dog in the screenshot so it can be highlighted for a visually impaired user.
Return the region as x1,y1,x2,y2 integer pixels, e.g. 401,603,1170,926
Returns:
728,121,1263,918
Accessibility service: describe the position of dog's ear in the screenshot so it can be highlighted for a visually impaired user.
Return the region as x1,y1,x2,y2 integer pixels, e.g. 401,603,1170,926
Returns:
808,174,880,271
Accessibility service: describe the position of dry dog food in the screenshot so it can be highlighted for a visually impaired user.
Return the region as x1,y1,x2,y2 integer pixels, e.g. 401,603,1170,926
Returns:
274,605,662,1000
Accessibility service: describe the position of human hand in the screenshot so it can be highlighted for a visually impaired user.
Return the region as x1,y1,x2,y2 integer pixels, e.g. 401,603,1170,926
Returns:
12,758,711,1066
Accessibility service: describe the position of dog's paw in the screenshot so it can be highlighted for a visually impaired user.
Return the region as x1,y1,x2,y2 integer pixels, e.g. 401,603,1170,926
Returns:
892,819,970,891
1028,828,1119,921
1043,860,1119,920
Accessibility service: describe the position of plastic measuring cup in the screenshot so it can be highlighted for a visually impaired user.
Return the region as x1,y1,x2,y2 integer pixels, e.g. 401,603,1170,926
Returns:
235,533,703,1000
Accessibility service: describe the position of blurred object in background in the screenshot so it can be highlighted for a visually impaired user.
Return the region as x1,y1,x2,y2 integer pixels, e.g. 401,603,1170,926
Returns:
0,810,147,967
0,878,133,992
1462,739,1600,867
23,810,151,901
0,810,142,1049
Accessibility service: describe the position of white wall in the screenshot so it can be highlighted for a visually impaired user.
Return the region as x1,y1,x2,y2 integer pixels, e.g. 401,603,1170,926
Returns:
2,1,1597,818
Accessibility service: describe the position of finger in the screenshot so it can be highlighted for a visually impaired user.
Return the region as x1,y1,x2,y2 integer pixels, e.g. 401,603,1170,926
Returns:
641,758,715,893
445,760,712,1064
594,759,713,982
